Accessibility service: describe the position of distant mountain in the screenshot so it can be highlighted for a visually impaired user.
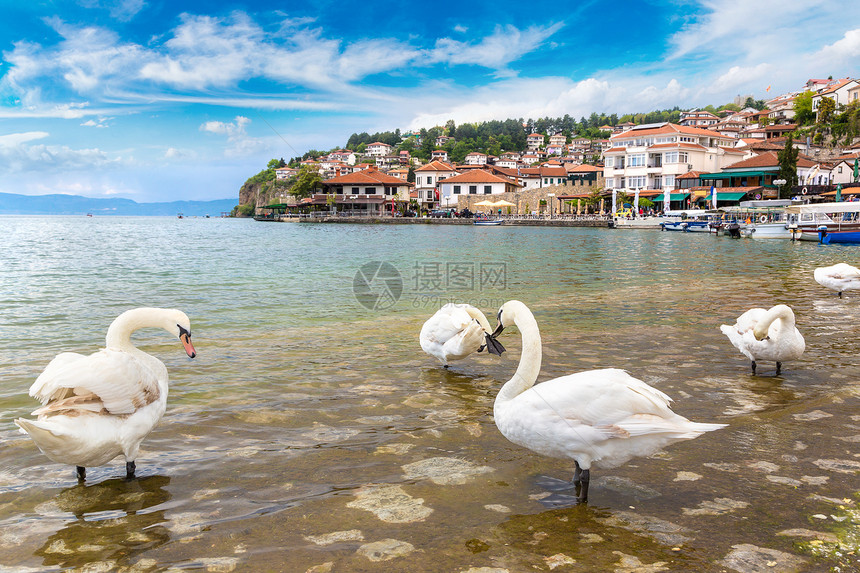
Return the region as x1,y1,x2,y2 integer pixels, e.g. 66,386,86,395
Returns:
0,192,238,216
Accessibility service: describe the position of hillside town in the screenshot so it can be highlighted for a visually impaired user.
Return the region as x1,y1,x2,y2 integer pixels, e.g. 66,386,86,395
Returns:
248,76,860,219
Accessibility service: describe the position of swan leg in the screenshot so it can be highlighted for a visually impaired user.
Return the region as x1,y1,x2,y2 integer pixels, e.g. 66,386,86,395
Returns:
577,469,590,504
839,291,843,298
76,466,86,481
751,360,757,375
776,362,782,376
126,461,136,479
573,461,582,487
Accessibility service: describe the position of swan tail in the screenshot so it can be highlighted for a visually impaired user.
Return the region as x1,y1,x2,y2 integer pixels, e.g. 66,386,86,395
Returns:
14,418,71,456
616,414,726,439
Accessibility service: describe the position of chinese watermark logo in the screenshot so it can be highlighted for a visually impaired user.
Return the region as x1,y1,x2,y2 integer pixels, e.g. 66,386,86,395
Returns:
353,261,403,311
353,260,507,311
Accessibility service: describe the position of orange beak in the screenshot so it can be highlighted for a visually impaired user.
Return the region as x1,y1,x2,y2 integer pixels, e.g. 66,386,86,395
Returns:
180,333,196,358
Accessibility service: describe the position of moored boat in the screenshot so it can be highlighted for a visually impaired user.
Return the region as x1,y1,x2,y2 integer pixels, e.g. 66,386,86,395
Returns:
785,202,860,242
473,219,503,226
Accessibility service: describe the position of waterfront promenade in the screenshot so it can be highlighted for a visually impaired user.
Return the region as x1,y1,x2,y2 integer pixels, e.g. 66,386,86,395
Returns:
258,213,617,227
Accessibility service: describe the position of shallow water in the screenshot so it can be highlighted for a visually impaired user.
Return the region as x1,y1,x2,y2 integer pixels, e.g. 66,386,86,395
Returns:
1,216,859,572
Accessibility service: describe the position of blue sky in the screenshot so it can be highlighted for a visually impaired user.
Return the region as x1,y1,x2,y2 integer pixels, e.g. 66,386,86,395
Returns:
0,0,857,203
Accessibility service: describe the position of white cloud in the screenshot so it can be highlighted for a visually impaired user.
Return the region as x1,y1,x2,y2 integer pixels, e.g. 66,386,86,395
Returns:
200,115,250,136
814,28,860,64
81,117,111,128
453,25,468,34
0,140,120,172
431,23,563,70
0,131,50,146
199,115,269,158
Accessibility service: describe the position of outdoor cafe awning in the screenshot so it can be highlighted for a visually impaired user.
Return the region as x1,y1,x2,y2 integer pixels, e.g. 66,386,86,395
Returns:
700,171,773,179
652,192,691,202
711,192,748,201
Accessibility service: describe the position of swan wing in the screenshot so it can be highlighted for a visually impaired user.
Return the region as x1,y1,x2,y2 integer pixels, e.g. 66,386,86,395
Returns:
29,349,162,415
529,369,675,426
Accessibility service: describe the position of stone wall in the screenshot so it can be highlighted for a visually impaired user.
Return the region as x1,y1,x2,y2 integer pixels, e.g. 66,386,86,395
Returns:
456,176,604,215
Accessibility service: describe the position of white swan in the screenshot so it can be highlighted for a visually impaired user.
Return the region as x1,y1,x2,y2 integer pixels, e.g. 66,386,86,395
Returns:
814,263,860,297
491,300,725,504
720,304,805,375
420,303,504,366
15,308,196,480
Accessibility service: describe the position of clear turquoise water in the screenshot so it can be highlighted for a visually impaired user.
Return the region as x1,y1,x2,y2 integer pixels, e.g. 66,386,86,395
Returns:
1,216,859,571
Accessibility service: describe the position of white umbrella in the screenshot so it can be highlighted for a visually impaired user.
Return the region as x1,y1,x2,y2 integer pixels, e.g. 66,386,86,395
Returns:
611,189,617,215
633,189,640,216
663,188,670,212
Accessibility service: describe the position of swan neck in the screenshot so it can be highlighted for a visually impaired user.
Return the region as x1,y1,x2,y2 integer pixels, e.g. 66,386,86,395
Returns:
497,305,542,403
763,305,794,331
463,306,492,333
105,308,169,350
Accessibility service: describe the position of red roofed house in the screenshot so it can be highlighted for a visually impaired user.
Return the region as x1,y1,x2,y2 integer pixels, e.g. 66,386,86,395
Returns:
465,151,488,165
603,123,742,203
413,160,460,208
320,166,413,214
527,133,544,150
438,170,521,207
699,151,818,198
365,141,394,157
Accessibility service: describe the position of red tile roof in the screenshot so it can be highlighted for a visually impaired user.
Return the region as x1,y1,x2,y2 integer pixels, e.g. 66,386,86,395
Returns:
441,170,521,186
322,167,412,186
721,151,815,170
609,123,733,141
415,160,457,172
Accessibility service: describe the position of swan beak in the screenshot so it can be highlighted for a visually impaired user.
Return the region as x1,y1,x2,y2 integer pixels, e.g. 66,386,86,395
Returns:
491,323,505,338
485,333,506,356
180,333,197,358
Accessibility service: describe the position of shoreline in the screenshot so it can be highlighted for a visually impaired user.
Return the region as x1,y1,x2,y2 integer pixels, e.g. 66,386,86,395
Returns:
259,215,615,227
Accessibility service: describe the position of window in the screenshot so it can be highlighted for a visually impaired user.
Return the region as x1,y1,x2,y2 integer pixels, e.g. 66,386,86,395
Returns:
627,176,646,188
653,176,662,189
628,154,645,167
484,185,492,194
664,175,675,188
664,152,678,163
605,157,614,167
453,185,461,194
605,178,614,188
351,187,359,194
469,185,477,194
365,187,376,195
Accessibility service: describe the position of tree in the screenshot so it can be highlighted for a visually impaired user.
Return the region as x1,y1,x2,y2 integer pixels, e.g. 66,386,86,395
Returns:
291,166,322,198
793,91,815,125
777,134,799,199
817,97,836,125
407,166,415,183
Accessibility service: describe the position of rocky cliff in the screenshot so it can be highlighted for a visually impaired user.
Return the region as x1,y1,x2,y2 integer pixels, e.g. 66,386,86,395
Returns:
238,179,293,212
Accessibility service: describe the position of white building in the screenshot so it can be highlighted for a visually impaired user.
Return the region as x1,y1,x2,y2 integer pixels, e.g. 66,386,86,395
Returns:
603,123,742,194
365,142,394,157
438,170,521,207
413,160,460,206
464,152,488,165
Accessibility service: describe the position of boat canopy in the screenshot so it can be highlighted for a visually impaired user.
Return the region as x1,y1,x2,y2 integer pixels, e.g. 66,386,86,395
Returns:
785,201,860,214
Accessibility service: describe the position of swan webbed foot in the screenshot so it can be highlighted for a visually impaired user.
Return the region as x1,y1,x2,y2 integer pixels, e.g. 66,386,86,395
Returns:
776,362,782,376
76,466,86,481
126,461,136,480
751,360,757,375
443,364,449,369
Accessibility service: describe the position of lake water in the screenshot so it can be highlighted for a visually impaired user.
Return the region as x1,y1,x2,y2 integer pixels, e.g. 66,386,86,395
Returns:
1,216,859,572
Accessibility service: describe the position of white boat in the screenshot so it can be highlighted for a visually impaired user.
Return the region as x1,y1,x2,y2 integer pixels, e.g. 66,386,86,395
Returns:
473,219,503,226
660,210,713,232
718,201,799,239
785,201,860,242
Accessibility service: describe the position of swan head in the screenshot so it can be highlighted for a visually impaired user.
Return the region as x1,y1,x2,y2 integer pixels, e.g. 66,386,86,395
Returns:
170,311,196,359
492,300,530,339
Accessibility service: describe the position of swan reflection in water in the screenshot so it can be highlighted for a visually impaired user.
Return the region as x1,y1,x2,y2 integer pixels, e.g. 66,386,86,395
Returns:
36,475,171,569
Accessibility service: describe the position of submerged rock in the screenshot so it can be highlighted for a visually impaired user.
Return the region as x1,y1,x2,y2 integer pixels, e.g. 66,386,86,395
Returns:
719,543,807,573
673,471,702,481
595,476,661,500
612,551,669,573
813,459,860,473
401,457,494,485
356,538,415,562
776,528,839,543
304,529,364,546
347,484,433,523
597,511,692,546
544,553,576,569
792,410,832,421
682,497,749,516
